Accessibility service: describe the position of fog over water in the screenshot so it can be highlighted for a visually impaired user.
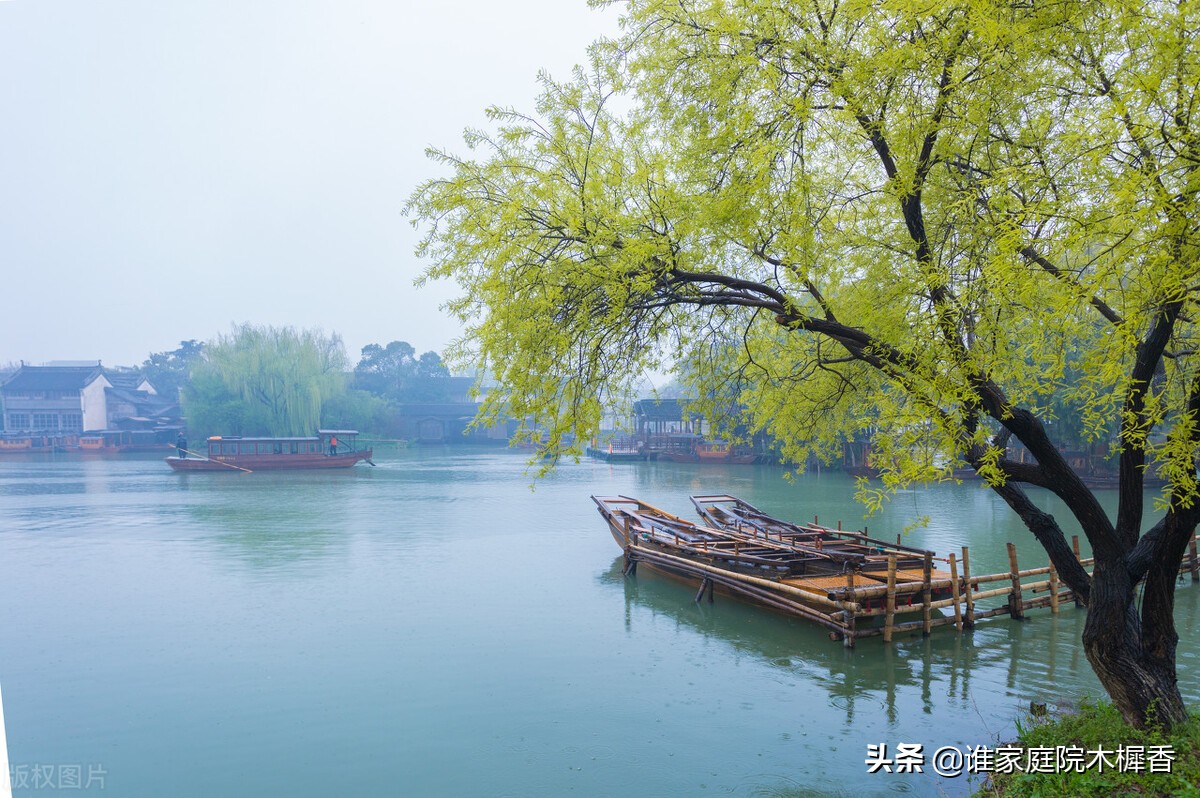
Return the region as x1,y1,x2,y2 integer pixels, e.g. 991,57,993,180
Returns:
2,451,1198,797
0,0,620,367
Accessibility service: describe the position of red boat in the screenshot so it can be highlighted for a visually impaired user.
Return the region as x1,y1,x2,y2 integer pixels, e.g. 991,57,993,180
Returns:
693,442,758,464
166,430,373,472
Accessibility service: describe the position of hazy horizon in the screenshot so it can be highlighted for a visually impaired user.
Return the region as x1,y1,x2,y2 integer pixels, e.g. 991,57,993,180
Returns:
1,1,621,368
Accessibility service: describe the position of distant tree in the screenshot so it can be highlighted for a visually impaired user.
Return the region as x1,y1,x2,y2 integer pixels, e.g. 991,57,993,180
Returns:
141,340,204,398
354,341,450,402
416,351,451,379
183,366,246,436
320,389,397,437
184,324,348,437
355,340,417,397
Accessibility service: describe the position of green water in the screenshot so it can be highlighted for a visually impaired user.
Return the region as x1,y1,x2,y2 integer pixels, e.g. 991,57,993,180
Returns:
1,449,1197,797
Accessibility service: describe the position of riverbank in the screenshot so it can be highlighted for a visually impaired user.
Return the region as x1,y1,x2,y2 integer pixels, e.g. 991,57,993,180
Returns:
976,701,1200,797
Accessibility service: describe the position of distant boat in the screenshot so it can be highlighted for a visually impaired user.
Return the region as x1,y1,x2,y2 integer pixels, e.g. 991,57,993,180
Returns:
693,441,758,464
80,429,175,454
166,430,373,472
586,441,650,462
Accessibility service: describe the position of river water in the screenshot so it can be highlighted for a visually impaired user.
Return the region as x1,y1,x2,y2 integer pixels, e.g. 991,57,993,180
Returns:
1,449,1197,797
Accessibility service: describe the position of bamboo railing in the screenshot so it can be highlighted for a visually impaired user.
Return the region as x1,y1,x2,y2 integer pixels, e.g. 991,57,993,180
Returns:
622,528,1200,648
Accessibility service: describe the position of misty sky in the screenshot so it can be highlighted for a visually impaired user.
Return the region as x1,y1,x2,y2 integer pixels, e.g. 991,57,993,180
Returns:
1,0,620,368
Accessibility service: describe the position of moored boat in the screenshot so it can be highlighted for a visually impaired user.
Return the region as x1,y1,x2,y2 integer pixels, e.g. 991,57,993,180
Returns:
166,429,373,472
594,495,845,577
693,442,758,464
689,494,938,578
593,494,957,636
593,494,910,632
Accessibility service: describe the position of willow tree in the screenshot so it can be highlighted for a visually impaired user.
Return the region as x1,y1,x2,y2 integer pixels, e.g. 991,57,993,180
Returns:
409,0,1200,729
185,324,348,437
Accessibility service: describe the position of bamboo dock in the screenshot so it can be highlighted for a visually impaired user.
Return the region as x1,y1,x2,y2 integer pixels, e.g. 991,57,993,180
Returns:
594,494,1200,648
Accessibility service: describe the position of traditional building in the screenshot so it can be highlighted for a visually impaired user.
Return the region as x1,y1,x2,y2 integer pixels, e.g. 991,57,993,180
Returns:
1,363,180,435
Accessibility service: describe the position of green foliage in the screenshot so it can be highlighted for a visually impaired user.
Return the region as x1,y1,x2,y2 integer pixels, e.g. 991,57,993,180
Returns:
181,365,245,437
141,339,204,399
408,0,1199,495
978,701,1200,797
320,389,396,438
354,340,453,402
182,324,348,437
408,0,1200,727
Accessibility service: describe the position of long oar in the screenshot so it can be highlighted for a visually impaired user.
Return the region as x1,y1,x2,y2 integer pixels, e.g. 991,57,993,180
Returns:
177,446,253,473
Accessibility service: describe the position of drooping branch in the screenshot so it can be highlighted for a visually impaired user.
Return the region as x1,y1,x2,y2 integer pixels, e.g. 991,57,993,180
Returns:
1019,245,1124,326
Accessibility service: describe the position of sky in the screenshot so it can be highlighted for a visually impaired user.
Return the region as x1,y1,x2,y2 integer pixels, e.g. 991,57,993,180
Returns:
0,0,622,368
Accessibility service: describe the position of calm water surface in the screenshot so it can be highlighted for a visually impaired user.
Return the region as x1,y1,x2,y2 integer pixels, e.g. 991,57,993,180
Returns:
1,449,1198,797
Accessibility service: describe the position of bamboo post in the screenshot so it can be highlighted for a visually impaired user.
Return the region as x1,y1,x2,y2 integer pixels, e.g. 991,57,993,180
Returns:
922,551,933,636
844,570,856,648
949,553,962,632
1072,535,1085,607
1048,559,1060,614
962,546,975,627
1189,537,1199,584
695,577,713,604
884,554,897,643
1007,543,1025,620
622,517,637,576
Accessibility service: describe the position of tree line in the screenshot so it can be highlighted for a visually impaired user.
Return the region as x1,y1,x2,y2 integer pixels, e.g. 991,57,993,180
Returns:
142,325,456,438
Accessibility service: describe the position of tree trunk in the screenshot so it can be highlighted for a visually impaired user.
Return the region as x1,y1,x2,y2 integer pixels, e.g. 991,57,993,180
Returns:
1082,559,1188,729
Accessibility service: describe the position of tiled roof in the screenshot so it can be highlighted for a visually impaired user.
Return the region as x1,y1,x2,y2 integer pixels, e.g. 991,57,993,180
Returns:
0,365,102,392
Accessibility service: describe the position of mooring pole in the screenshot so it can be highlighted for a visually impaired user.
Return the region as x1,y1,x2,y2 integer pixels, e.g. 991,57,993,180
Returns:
962,546,975,628
1007,543,1025,620
883,554,897,643
1189,536,1199,584
949,553,962,632
922,552,933,636
1049,559,1060,614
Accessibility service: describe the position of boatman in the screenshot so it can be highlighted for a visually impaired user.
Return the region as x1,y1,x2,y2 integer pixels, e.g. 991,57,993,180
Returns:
176,432,187,459
329,435,338,456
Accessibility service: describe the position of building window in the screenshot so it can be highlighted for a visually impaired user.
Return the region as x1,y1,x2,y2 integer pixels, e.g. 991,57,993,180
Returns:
61,414,82,431
7,413,30,430
32,413,58,430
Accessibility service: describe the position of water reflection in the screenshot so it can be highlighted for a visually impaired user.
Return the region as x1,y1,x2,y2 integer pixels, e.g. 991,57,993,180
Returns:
603,553,1199,739
4,450,1199,798
183,474,357,569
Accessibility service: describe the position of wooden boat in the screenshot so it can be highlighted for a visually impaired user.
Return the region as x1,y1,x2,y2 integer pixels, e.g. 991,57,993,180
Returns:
0,436,33,454
594,495,853,577
586,444,649,462
166,429,373,472
594,494,955,635
80,429,174,453
593,494,945,633
690,494,938,578
693,442,758,464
